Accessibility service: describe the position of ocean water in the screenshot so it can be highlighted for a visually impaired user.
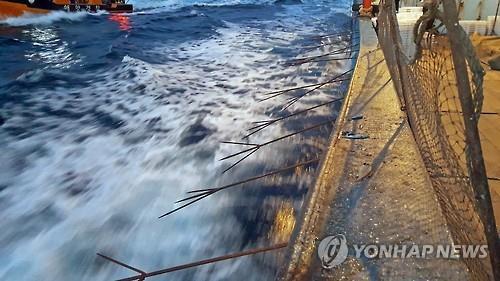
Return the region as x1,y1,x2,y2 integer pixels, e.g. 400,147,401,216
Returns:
0,1,355,280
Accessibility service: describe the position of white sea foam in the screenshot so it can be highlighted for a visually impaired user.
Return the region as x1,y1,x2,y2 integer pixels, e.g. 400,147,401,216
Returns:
0,11,88,26
129,0,275,12
0,1,352,279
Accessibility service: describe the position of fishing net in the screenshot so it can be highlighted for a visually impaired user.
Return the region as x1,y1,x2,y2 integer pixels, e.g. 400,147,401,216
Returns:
377,0,499,279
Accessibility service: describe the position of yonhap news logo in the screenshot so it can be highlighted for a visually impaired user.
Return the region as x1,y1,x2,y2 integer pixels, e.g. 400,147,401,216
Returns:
317,234,349,268
317,234,488,269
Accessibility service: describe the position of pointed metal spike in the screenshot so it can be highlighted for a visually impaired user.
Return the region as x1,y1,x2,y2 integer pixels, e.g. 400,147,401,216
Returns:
97,253,146,274
220,141,259,146
286,44,360,65
175,190,214,203
188,158,320,194
115,243,289,281
186,187,218,194
248,97,344,138
243,123,272,139
260,73,351,100
221,148,259,174
247,121,272,131
311,30,360,39
158,192,213,219
219,146,259,161
252,120,273,124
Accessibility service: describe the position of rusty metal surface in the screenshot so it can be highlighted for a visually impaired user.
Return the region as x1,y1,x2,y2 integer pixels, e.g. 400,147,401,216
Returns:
278,19,471,281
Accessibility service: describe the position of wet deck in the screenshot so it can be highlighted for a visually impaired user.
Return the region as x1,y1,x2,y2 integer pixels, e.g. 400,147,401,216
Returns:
279,19,470,280
480,64,500,229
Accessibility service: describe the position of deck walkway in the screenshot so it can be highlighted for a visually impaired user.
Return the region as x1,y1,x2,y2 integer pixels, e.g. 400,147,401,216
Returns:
479,63,500,229
279,19,471,280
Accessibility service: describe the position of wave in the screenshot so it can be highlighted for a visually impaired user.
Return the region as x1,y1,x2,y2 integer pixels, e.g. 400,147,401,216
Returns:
0,1,353,279
129,0,275,12
0,11,90,27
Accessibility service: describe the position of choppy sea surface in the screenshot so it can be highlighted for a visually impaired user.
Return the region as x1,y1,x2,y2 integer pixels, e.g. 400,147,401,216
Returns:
0,1,355,280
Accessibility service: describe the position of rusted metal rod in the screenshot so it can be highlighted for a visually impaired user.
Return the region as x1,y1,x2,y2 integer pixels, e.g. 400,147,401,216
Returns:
290,56,356,65
280,69,353,109
491,0,500,35
221,141,260,146
250,98,343,130
441,0,500,278
218,119,334,172
221,147,259,174
259,77,350,102
175,189,213,203
302,41,360,51
219,145,257,162
99,243,288,281
97,254,146,276
158,158,319,218
158,192,213,218
291,48,358,63
245,97,344,139
188,158,319,194
311,30,359,39
286,44,359,65
282,84,333,110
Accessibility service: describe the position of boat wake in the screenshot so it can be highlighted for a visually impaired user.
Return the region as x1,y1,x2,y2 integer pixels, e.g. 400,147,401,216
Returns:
0,11,91,27
129,0,275,12
0,0,354,279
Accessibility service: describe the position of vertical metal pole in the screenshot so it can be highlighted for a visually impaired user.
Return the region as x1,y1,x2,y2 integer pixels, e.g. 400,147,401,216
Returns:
492,0,500,35
441,1,500,280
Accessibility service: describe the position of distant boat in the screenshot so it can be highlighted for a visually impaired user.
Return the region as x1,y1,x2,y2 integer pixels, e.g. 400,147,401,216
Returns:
0,0,133,18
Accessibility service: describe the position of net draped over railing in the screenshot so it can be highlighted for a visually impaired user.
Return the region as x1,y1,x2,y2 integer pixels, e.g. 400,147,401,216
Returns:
377,0,499,280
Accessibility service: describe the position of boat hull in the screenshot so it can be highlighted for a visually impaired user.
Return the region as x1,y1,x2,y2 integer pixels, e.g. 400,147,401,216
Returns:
0,0,132,18
0,0,48,17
